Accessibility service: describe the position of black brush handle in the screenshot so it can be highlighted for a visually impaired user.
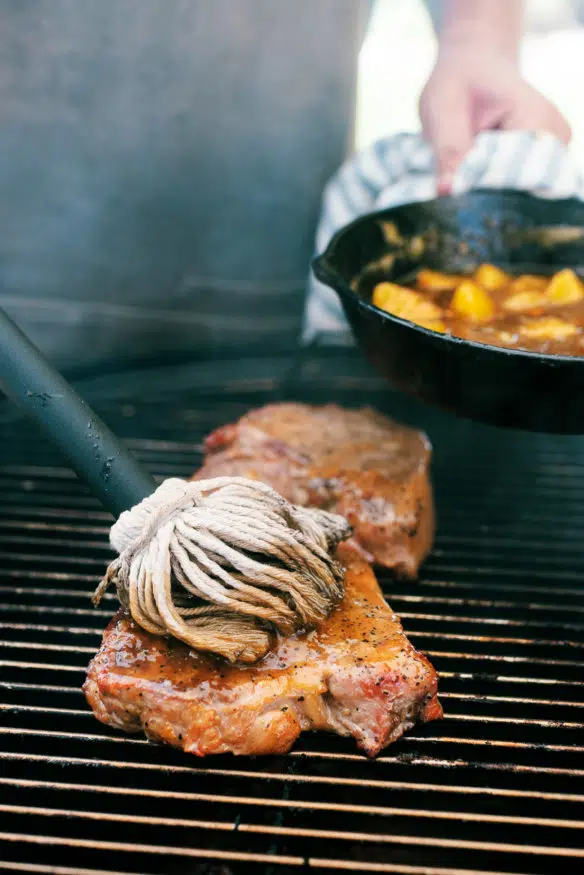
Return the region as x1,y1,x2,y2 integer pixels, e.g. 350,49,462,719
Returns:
0,307,156,518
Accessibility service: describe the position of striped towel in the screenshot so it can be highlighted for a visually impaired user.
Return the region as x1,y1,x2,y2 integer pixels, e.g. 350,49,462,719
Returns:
303,130,584,345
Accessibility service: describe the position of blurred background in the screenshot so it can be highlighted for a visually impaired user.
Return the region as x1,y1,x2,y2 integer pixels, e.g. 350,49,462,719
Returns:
358,0,584,161
2,0,582,373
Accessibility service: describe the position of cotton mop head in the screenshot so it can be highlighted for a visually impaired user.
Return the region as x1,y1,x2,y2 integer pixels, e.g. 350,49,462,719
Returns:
93,477,352,663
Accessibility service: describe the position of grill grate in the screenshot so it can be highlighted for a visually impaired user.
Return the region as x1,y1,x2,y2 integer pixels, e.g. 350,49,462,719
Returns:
1,349,584,875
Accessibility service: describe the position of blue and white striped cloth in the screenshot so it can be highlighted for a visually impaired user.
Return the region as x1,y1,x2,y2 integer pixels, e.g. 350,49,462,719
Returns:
303,131,584,345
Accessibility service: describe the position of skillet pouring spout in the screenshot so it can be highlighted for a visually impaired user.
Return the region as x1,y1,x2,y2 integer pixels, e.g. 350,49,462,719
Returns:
312,188,584,434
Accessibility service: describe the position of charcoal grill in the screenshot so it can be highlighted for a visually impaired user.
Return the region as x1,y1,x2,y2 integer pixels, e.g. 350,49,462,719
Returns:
1,347,583,875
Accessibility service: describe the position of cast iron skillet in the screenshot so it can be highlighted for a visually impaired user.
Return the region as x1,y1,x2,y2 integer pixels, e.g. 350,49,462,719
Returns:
312,189,584,433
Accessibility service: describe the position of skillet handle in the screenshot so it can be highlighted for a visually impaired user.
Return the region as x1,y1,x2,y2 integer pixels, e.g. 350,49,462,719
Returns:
0,307,156,518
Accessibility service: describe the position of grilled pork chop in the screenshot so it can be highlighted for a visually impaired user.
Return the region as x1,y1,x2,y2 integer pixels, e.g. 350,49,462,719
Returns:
84,545,442,757
194,403,434,577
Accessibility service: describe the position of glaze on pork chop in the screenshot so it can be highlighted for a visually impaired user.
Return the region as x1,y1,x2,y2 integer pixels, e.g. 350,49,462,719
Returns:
84,546,442,757
194,403,434,578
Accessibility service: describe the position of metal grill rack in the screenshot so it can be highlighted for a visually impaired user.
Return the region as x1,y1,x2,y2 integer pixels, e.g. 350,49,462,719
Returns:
0,349,583,875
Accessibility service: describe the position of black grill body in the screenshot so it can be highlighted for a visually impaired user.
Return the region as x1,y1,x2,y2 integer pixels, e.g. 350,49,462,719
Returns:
1,349,583,875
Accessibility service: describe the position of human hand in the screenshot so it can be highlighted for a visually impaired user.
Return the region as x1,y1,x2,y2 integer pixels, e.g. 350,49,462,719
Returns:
419,44,571,195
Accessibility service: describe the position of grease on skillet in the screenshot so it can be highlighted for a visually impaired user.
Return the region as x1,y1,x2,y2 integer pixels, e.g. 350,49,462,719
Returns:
371,264,584,356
